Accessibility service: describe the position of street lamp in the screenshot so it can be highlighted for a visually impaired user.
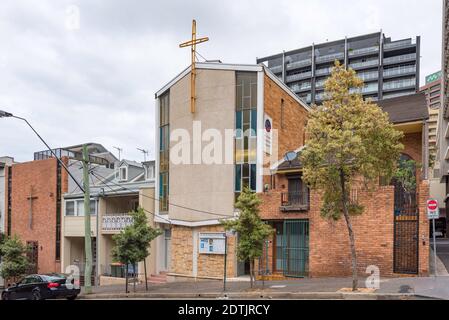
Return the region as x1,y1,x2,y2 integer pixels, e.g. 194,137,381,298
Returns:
0,109,84,192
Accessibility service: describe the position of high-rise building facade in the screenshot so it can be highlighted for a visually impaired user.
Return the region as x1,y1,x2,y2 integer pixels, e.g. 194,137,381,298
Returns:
420,71,442,159
257,32,420,104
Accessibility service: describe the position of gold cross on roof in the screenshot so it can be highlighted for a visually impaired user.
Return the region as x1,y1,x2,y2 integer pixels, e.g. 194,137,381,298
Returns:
179,20,209,113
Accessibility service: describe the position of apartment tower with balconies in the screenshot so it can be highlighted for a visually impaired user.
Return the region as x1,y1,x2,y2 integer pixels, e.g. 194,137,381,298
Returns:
257,32,420,104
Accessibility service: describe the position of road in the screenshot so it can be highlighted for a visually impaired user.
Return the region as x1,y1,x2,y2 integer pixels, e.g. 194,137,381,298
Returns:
434,238,449,272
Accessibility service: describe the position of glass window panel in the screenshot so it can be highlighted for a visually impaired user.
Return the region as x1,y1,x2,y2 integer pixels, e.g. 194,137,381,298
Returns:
235,138,244,163
66,201,75,216
236,111,242,137
236,85,243,110
249,137,257,163
243,163,250,178
242,177,250,189
243,109,250,124
250,110,257,136
250,164,257,191
76,200,84,216
251,83,257,108
90,200,96,216
243,97,251,109
235,165,241,192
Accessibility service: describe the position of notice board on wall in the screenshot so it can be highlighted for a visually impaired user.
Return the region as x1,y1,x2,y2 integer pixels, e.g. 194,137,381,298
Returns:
199,233,226,254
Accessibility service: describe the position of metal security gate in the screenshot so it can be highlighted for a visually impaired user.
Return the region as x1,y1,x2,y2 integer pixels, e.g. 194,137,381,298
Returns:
283,220,309,277
392,156,419,274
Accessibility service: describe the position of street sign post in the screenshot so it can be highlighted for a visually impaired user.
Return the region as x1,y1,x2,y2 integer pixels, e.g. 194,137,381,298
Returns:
427,199,439,276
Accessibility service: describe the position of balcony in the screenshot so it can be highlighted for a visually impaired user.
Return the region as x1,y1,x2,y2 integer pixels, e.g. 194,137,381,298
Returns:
357,71,379,82
349,59,379,70
286,58,312,70
269,65,283,74
280,191,309,212
348,46,379,57
286,71,312,82
290,82,311,93
315,67,332,76
383,78,416,91
383,53,416,65
383,65,416,78
102,213,134,233
384,39,414,51
315,52,344,64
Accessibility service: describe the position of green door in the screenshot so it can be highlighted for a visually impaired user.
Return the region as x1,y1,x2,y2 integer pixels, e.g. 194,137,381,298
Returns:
283,220,309,277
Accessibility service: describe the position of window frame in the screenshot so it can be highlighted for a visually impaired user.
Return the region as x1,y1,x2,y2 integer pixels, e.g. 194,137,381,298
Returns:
65,199,97,216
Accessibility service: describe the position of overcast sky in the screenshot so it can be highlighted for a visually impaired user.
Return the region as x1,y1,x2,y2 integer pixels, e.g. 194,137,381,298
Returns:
0,0,443,162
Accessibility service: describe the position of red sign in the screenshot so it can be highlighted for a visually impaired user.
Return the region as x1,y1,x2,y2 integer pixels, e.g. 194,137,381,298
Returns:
427,199,438,211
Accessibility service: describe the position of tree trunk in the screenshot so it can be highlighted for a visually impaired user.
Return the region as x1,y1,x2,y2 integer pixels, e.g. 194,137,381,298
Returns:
125,264,129,293
133,263,136,293
340,169,358,291
144,259,148,291
249,259,254,288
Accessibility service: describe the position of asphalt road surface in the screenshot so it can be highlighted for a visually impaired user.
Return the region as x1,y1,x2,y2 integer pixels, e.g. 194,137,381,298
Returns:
435,238,449,272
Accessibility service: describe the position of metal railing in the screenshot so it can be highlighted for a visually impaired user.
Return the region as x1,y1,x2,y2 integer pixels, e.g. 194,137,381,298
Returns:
102,213,134,231
286,58,312,70
315,67,332,76
383,65,416,77
357,71,379,81
383,78,416,90
286,71,312,82
315,52,344,63
348,46,379,56
349,59,379,69
384,39,413,50
290,83,311,92
383,53,416,65
269,65,283,73
280,191,309,210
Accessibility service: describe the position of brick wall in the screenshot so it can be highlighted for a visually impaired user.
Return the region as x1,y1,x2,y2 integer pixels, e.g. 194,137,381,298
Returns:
263,73,308,186
9,158,61,274
170,225,237,279
258,131,429,278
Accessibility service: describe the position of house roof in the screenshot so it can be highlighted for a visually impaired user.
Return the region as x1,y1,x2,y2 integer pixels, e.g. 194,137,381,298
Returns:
376,92,429,124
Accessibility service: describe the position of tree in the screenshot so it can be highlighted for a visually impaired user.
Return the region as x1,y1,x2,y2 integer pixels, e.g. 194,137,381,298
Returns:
300,61,404,291
112,207,162,293
221,187,274,288
0,235,32,284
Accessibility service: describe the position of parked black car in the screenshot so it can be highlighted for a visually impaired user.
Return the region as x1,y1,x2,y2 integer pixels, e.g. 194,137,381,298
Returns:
1,274,80,300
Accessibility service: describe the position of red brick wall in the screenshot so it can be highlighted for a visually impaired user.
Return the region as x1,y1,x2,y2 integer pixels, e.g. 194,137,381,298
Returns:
263,74,308,187
258,131,429,278
9,158,61,274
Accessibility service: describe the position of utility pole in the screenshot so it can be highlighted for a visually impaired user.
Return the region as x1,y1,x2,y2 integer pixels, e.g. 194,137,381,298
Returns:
137,148,149,162
82,144,93,294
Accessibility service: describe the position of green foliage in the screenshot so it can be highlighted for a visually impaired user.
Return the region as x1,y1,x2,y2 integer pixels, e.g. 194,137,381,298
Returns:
221,187,273,262
112,208,163,265
300,61,404,220
0,235,31,282
394,159,418,194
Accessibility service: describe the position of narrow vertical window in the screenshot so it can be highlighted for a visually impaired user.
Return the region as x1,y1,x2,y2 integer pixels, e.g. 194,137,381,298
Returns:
159,91,170,212
280,99,285,129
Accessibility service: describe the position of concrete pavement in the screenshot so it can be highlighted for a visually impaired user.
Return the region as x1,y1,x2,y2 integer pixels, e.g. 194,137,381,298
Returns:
77,276,448,300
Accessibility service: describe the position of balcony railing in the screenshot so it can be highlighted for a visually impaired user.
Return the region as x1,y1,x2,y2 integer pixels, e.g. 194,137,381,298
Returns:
290,83,311,92
383,78,416,90
383,65,416,77
102,213,134,232
357,71,379,81
383,53,416,65
315,52,344,63
286,71,312,82
349,59,379,70
315,67,332,76
269,65,283,74
348,46,379,56
286,58,312,70
280,191,309,211
384,39,413,50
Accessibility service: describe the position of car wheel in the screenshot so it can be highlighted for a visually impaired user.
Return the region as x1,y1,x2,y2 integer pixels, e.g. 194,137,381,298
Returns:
31,290,42,300
66,295,77,300
1,292,8,301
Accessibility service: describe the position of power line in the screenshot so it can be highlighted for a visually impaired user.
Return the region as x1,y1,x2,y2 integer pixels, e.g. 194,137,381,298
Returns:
90,170,233,219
